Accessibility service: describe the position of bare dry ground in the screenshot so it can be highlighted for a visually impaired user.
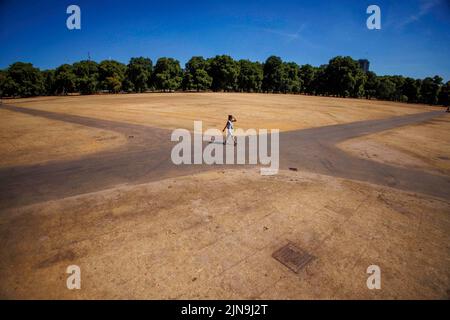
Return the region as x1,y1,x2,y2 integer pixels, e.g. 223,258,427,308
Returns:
339,114,450,176
9,93,440,133
0,108,126,167
0,169,448,299
0,93,449,299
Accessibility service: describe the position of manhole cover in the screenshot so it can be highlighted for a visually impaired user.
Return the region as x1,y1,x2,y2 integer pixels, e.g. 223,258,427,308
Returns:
272,242,315,273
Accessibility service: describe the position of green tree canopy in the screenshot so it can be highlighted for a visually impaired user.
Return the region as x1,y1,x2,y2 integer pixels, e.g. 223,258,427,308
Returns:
1,62,44,97
182,56,212,91
98,60,126,93
73,60,99,94
54,64,76,95
421,76,442,105
262,56,284,93
0,55,447,106
364,71,379,99
125,57,152,93
325,56,366,98
207,55,239,92
237,59,263,93
281,62,302,94
438,81,450,107
299,64,315,95
41,69,56,95
402,77,420,103
377,77,397,100
153,57,182,91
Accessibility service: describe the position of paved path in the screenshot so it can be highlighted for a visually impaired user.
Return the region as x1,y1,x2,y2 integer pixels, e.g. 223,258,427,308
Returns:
0,104,448,210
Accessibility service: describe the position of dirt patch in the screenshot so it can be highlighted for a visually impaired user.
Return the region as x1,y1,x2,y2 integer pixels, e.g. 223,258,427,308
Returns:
338,114,450,175
1,169,449,299
0,109,127,167
9,93,439,133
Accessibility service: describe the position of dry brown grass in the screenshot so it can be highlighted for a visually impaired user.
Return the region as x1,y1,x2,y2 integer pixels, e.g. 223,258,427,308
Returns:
0,109,126,167
338,114,450,175
1,169,448,299
1,93,448,299
9,93,439,133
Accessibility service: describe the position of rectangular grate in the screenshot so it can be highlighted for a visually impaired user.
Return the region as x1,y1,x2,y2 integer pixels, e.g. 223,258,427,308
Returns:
272,242,315,273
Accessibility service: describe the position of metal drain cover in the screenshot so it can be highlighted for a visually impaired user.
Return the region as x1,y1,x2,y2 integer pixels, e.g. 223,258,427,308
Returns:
272,242,315,273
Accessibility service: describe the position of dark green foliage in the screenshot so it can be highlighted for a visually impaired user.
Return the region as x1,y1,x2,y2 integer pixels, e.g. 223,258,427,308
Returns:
237,60,263,93
98,60,126,93
125,57,152,93
1,62,44,97
299,64,315,95
0,55,446,106
376,77,396,100
325,56,366,98
364,71,379,99
420,76,442,105
42,69,56,95
281,62,302,94
54,64,77,95
182,56,212,91
207,55,239,92
438,81,450,107
402,77,420,103
262,56,284,93
73,60,99,95
153,57,182,91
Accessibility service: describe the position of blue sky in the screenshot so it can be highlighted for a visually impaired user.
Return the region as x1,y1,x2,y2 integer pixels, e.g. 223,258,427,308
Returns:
1,0,449,80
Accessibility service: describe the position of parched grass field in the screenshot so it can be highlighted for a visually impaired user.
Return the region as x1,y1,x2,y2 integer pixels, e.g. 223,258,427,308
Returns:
10,92,440,131
0,93,449,299
0,108,126,167
2,92,442,167
338,114,450,176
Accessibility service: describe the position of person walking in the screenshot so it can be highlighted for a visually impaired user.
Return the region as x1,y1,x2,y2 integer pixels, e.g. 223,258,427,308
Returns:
222,115,237,146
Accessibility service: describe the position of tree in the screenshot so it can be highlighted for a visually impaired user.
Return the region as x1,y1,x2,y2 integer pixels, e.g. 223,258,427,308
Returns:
125,57,152,93
281,62,302,94
41,69,56,95
376,77,396,100
262,56,284,93
402,77,420,103
420,76,442,105
0,55,447,103
121,78,134,93
438,81,449,107
98,60,126,93
364,71,379,99
237,59,263,92
325,56,365,98
299,64,315,94
182,56,212,91
54,64,76,95
207,55,239,92
0,69,7,97
388,75,406,101
311,65,328,96
73,60,99,94
153,57,182,91
104,76,122,93
1,62,44,97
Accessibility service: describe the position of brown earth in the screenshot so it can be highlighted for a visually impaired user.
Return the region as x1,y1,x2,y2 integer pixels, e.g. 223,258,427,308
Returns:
8,93,441,133
338,114,450,176
0,93,449,299
0,108,126,167
0,169,448,299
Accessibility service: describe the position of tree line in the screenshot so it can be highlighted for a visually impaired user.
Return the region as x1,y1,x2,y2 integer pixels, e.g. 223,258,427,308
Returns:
0,55,448,106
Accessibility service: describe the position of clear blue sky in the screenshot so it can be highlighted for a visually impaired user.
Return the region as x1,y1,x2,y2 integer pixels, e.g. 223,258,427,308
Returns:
1,0,449,80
